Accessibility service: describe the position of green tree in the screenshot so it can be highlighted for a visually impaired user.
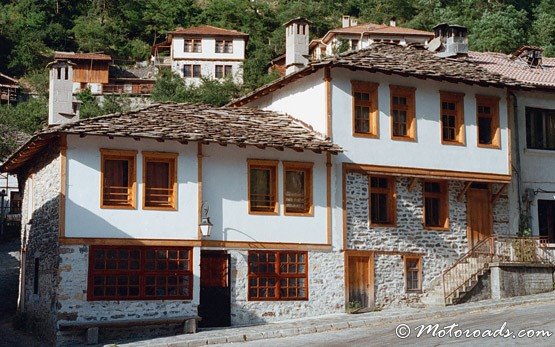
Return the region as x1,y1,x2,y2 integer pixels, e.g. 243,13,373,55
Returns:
530,0,555,56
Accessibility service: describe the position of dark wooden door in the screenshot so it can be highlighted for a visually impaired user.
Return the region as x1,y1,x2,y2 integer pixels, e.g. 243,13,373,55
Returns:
538,200,555,243
347,255,374,309
467,188,492,248
198,251,231,328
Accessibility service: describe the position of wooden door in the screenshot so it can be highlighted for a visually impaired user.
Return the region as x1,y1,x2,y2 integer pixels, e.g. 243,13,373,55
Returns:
467,188,492,249
198,251,231,328
347,255,374,310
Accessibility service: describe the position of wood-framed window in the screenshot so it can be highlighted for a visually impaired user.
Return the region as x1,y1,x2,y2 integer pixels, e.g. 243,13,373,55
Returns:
88,246,193,301
405,256,422,292
143,152,178,210
215,65,233,79
283,162,313,216
368,175,396,226
100,149,137,209
248,251,308,301
390,85,416,140
183,64,201,78
352,80,379,137
215,40,233,53
476,95,500,148
440,91,465,145
526,107,555,150
248,160,278,215
184,39,202,53
423,180,449,230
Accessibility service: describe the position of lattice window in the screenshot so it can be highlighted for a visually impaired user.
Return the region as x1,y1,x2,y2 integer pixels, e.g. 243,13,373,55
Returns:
352,81,379,136
143,152,178,210
284,162,313,215
440,92,465,144
248,160,278,214
100,149,136,209
423,180,448,229
390,85,416,140
369,176,395,226
405,257,422,292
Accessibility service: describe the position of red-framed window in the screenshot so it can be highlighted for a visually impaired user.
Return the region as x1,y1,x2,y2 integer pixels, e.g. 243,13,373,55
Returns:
88,246,193,301
248,251,308,301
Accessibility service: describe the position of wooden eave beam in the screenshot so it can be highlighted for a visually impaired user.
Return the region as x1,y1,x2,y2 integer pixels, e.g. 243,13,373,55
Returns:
491,184,508,203
457,181,472,202
408,177,418,192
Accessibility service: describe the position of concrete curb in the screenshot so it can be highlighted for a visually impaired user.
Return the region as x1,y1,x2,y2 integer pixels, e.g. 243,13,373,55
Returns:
118,292,555,347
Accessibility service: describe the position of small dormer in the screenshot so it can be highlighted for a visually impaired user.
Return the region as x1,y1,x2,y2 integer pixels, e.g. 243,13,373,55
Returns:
431,23,468,57
511,46,543,68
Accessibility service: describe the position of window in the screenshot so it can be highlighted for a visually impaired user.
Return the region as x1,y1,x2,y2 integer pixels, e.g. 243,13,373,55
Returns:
352,80,379,137
390,85,416,140
476,95,500,148
248,251,308,301
143,152,178,210
526,107,555,150
215,65,233,79
369,176,396,226
248,160,278,214
216,40,233,53
283,162,313,215
405,257,422,292
100,149,137,209
440,91,465,144
184,39,202,53
9,191,22,214
57,67,61,79
351,39,359,49
538,200,555,244
88,246,192,301
64,66,69,80
423,181,449,229
183,64,201,78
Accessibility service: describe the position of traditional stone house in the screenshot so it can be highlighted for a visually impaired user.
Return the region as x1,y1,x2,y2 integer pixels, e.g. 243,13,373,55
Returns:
469,47,555,244
231,21,530,309
0,103,342,344
152,25,248,85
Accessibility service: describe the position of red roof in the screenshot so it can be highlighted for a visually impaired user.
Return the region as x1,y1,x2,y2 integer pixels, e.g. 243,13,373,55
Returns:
170,25,248,38
54,52,112,61
469,51,555,87
322,23,433,43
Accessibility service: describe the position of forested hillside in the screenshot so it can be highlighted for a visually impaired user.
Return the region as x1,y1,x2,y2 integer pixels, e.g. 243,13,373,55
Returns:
0,0,554,159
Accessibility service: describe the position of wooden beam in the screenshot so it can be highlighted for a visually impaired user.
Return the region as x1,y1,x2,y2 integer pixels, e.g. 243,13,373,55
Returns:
407,177,417,192
491,184,508,203
457,181,472,202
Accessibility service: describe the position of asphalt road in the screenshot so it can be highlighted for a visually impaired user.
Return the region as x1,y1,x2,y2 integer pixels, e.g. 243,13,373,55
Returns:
228,300,555,347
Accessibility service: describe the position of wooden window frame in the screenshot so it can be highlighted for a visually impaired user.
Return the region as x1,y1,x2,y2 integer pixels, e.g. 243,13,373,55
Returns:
525,107,555,151
215,65,232,79
184,39,202,53
283,161,313,216
247,250,308,301
368,175,396,227
423,180,449,230
476,95,500,149
183,64,201,78
215,39,233,54
390,85,416,141
142,151,178,211
87,246,193,301
440,91,465,145
100,149,137,210
247,159,279,215
404,256,422,292
352,80,379,138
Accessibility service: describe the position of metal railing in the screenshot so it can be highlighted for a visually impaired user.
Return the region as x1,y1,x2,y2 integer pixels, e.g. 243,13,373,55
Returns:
442,236,554,305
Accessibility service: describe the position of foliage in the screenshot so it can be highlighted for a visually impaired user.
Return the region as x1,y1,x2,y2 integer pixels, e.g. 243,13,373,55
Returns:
76,88,130,119
346,300,362,313
0,98,47,134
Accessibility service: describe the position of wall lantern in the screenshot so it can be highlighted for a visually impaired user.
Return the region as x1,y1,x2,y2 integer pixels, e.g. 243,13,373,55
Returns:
199,202,213,237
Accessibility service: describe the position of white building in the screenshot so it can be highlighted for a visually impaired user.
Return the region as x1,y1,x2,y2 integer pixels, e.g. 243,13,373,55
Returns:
153,25,249,85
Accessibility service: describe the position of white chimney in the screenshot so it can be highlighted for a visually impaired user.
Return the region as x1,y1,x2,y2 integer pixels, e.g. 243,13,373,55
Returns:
47,60,80,125
284,17,311,75
350,18,358,27
432,23,468,57
390,17,397,27
342,15,351,28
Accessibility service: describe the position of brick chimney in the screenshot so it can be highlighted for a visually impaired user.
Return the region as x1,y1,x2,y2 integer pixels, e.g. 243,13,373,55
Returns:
284,17,312,75
47,60,80,125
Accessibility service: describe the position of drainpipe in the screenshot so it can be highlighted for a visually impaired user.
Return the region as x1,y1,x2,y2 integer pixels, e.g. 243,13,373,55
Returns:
509,90,523,234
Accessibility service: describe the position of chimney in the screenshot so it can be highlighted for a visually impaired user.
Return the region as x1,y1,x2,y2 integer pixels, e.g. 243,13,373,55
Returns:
430,23,468,57
284,17,312,75
350,18,358,26
389,17,397,27
47,60,80,125
342,15,351,28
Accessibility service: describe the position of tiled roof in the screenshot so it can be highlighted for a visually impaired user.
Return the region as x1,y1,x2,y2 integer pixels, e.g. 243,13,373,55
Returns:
231,43,522,107
1,104,341,172
54,52,112,61
170,25,248,37
321,23,433,43
468,51,555,87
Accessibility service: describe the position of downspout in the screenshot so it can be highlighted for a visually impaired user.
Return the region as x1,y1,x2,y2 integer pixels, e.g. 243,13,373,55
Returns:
509,90,523,233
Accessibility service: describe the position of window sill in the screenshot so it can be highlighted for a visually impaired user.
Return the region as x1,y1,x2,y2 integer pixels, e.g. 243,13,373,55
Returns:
143,206,178,211
524,148,555,156
406,289,423,294
284,211,314,217
391,136,416,142
441,140,465,147
248,210,279,216
353,132,379,139
477,143,501,150
247,297,309,302
424,225,450,231
370,223,397,228
100,205,136,210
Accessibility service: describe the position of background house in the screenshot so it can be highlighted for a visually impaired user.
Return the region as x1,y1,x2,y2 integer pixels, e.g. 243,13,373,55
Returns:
0,72,20,105
152,25,248,85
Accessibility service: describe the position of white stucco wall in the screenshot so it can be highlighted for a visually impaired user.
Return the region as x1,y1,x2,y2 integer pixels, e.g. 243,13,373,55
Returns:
247,70,327,135
171,60,243,85
65,135,199,240
202,144,329,244
331,68,510,175
172,37,246,60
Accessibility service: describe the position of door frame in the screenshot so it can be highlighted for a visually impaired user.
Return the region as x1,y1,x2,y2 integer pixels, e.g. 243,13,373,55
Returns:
198,250,231,328
466,186,493,249
344,250,374,310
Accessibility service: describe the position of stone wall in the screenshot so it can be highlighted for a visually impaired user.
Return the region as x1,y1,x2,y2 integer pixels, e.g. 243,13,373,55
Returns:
229,250,344,325
56,244,199,345
492,263,555,299
18,144,61,344
345,172,508,308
